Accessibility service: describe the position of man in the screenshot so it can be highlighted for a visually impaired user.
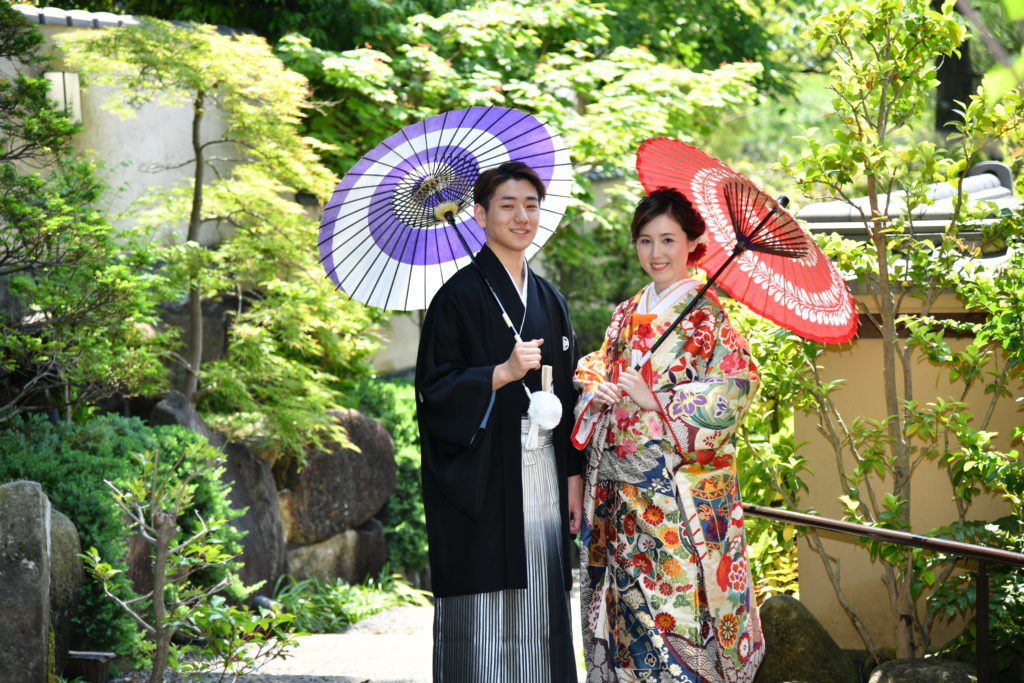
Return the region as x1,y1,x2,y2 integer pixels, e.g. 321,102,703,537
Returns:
415,161,582,682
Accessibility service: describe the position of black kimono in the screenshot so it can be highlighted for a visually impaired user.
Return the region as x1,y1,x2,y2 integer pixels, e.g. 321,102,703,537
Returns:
415,244,581,599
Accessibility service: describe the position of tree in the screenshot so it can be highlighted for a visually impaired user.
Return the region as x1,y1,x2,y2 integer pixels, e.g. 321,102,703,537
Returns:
273,0,765,348
57,19,385,461
0,4,166,421
774,0,1023,660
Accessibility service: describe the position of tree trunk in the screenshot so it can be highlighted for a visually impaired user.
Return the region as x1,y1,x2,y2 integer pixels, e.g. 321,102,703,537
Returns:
867,174,916,658
148,511,176,683
183,91,206,401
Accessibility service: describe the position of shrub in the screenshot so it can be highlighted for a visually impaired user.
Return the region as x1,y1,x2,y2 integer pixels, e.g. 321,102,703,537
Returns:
0,413,243,660
273,572,431,633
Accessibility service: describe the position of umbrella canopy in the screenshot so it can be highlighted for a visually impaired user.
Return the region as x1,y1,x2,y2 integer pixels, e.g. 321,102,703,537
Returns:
318,106,573,311
636,138,858,344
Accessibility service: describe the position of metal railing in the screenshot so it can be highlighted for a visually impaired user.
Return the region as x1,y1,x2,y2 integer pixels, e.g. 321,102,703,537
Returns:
742,503,1024,683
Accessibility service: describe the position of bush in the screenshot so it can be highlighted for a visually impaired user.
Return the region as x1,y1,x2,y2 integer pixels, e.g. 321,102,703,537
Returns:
273,572,431,633
0,413,243,660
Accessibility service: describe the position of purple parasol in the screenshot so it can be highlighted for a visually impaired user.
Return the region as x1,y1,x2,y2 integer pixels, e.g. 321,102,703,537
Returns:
318,106,573,310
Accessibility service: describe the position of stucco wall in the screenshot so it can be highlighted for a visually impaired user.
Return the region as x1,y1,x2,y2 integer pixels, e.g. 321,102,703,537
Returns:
15,11,233,246
794,296,1020,650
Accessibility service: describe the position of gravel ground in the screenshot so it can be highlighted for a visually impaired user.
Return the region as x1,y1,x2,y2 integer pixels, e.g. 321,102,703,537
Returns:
112,583,583,683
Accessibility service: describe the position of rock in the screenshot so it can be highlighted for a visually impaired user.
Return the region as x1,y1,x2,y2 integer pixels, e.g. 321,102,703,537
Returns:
286,518,388,584
148,390,227,448
278,409,396,545
148,392,287,597
159,299,231,365
222,441,286,596
868,658,977,683
753,594,859,683
0,481,53,683
49,508,84,677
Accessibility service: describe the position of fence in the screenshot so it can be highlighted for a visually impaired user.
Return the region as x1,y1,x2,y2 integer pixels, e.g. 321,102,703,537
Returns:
743,503,1024,682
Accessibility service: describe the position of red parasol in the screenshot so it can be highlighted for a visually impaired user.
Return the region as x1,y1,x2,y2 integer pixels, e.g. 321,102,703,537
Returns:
635,138,858,351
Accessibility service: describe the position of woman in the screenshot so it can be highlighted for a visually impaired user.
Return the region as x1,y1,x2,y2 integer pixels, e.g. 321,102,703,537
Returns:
572,188,764,682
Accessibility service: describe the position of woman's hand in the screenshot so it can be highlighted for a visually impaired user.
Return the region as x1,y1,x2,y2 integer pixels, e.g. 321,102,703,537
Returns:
568,474,582,534
588,381,621,414
617,367,659,411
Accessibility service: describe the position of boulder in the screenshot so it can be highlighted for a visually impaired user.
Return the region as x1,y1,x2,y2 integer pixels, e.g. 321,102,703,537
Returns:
159,299,232,366
223,441,286,596
148,390,226,448
278,409,396,545
148,392,287,597
0,481,53,683
286,518,388,584
753,594,859,683
868,658,977,683
49,508,84,677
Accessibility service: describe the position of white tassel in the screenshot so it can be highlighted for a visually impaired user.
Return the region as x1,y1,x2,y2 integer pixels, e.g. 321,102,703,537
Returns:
525,389,562,450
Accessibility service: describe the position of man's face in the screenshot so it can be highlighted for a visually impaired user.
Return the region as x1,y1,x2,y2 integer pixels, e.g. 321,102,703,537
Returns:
474,178,541,258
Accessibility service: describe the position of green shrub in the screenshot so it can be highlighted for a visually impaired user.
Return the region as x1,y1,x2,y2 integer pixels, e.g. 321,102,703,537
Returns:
273,572,431,633
0,413,243,659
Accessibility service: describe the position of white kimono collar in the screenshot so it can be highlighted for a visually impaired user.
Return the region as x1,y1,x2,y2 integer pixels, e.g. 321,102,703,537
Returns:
639,278,702,316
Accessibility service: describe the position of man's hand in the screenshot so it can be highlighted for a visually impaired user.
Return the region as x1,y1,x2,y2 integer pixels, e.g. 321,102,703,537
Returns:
617,366,658,411
493,338,543,389
568,474,582,534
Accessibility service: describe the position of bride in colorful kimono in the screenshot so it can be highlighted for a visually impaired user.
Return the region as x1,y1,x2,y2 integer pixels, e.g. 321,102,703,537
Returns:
572,188,765,683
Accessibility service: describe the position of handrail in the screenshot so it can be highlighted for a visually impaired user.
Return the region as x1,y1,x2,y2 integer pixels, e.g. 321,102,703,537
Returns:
742,503,1024,683
742,503,1024,567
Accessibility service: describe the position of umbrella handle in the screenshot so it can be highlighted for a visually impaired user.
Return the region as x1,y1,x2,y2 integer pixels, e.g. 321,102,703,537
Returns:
634,246,742,371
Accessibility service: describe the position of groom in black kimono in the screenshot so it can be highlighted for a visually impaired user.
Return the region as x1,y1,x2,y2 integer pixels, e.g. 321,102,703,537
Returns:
415,161,582,681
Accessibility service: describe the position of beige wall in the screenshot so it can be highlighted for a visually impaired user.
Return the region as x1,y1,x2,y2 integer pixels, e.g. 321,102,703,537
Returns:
21,20,232,246
795,304,1021,650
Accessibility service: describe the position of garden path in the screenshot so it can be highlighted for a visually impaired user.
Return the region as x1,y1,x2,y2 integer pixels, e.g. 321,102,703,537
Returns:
239,585,584,682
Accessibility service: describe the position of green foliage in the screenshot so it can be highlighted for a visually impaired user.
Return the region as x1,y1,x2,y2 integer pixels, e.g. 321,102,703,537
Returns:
779,0,1024,660
346,377,429,575
273,572,431,633
0,5,168,421
80,438,281,683
729,303,810,599
0,414,241,660
923,517,1024,671
57,19,386,462
171,595,300,680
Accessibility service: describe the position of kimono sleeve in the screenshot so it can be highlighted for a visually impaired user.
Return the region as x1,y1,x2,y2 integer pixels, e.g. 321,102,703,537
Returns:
571,299,628,449
417,289,496,449
653,303,760,458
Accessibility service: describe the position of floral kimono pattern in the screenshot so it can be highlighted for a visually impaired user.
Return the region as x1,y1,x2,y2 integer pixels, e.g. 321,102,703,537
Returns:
573,281,764,683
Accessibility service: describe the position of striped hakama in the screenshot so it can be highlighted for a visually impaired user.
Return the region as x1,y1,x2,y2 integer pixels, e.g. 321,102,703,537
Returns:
433,419,576,682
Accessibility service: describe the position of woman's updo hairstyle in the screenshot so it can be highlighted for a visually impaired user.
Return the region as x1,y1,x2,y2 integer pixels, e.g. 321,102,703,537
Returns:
629,187,707,266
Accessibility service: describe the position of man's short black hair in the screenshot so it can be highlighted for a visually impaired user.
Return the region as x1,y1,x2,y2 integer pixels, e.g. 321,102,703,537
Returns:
473,161,546,210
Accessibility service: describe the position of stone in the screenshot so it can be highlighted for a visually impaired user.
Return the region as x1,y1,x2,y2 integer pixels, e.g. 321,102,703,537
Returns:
159,299,232,365
49,508,84,678
868,658,977,683
0,480,53,683
286,518,388,584
222,440,286,597
148,390,227,448
278,409,396,546
148,392,287,597
753,594,860,683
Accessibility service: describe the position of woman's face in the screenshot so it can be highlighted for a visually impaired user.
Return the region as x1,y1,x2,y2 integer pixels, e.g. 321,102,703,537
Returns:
635,213,696,292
